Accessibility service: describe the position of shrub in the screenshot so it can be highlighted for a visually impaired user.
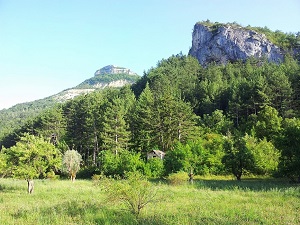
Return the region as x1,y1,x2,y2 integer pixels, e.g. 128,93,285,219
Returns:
144,158,164,178
91,174,102,181
76,166,98,179
167,171,189,185
92,173,110,188
100,150,145,177
104,171,159,217
46,171,56,179
163,142,193,175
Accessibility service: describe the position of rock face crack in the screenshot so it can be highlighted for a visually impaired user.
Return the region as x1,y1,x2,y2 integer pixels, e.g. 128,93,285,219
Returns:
189,23,284,66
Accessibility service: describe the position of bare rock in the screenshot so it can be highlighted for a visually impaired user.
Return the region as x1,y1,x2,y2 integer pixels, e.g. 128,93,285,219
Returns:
94,65,137,76
189,23,284,66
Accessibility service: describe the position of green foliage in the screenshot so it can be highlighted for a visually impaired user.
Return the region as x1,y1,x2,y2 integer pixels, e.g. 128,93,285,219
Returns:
62,149,82,181
63,91,106,166
100,150,144,177
144,158,164,178
276,118,300,181
164,135,225,176
1,52,300,180
130,83,156,153
133,54,200,108
101,96,131,154
2,133,62,179
197,20,242,33
201,109,234,134
0,98,58,145
222,132,280,179
254,106,282,141
0,153,8,178
0,104,65,149
104,171,159,217
151,90,199,151
198,133,226,175
222,134,255,180
167,171,189,185
244,135,280,175
164,142,193,174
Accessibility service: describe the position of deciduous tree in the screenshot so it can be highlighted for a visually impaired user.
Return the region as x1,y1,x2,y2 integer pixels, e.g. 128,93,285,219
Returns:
3,133,61,179
62,149,82,182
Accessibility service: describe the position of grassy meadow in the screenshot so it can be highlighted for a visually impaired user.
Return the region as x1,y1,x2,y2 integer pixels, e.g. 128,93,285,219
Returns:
0,177,299,225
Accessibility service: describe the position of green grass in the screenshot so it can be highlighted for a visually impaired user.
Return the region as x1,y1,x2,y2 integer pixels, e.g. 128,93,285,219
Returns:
0,177,299,224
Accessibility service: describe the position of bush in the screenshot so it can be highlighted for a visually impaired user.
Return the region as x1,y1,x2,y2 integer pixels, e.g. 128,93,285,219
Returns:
100,150,145,177
104,171,159,217
163,142,193,175
91,174,102,181
167,171,189,185
46,171,59,180
92,173,110,188
144,158,164,178
76,166,98,179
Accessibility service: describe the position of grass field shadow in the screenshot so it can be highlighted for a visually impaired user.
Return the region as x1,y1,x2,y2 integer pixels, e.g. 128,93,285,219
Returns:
194,178,297,192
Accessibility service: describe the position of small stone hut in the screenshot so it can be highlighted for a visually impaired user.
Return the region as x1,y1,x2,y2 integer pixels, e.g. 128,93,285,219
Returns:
147,150,165,160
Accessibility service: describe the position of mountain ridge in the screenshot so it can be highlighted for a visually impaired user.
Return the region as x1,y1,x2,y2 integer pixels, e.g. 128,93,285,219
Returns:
0,65,140,139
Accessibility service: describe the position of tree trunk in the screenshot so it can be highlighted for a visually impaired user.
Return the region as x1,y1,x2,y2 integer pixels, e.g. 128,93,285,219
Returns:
93,121,98,165
71,172,76,182
27,179,34,194
178,122,181,142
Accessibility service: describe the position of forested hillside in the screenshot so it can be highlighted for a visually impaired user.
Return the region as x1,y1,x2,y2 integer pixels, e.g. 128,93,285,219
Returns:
1,52,300,181
0,71,139,144
0,97,58,144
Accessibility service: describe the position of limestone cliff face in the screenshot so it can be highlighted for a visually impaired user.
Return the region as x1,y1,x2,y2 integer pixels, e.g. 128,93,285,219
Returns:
189,23,284,66
54,65,140,102
54,79,136,102
94,65,137,76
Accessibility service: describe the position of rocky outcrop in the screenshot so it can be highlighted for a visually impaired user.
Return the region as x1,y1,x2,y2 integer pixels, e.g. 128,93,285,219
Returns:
54,66,140,102
189,23,284,66
53,80,135,102
94,65,137,76
91,79,132,89
53,89,95,102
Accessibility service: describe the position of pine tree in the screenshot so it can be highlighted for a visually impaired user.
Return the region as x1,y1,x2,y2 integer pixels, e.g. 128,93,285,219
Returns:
130,83,156,154
101,97,131,155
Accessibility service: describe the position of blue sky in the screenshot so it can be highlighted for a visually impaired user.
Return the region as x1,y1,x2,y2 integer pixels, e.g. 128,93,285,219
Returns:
0,0,299,109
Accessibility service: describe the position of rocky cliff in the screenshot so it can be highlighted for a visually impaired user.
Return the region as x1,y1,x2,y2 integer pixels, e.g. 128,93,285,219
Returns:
54,65,140,101
94,65,137,76
189,23,285,66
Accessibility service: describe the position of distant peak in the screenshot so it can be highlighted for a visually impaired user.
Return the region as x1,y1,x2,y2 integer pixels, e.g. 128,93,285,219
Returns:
94,65,137,76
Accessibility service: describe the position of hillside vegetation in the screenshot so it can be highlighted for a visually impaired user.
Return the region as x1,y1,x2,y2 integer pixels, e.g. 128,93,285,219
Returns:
76,73,140,89
0,73,140,143
1,23,300,224
1,52,300,182
0,98,57,143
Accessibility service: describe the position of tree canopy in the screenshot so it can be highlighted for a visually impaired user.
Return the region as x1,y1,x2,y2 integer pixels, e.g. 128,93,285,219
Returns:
1,53,300,181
